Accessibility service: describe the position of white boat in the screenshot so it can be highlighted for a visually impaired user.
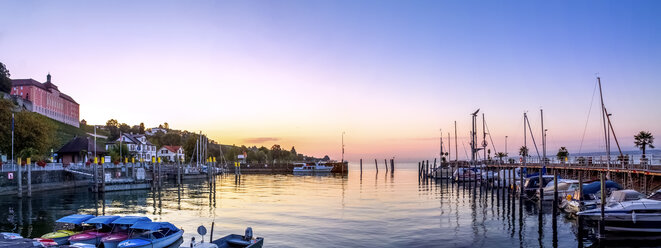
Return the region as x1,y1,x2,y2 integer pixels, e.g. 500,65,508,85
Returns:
578,198,661,233
495,168,521,188
293,162,332,173
536,179,580,201
118,222,183,248
453,167,482,182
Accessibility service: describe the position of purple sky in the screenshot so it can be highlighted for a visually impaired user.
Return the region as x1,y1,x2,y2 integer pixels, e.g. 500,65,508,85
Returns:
1,0,660,161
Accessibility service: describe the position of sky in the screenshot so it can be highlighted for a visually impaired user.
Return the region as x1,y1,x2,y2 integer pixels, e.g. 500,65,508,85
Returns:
1,0,660,162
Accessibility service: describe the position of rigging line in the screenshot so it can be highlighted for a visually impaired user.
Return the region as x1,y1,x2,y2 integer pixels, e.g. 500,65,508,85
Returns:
462,140,470,161
578,79,599,154
485,119,498,155
525,116,542,160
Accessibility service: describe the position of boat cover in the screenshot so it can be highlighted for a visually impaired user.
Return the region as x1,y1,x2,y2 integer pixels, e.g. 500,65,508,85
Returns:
112,216,151,225
129,222,178,231
56,214,94,224
85,216,121,225
582,181,621,195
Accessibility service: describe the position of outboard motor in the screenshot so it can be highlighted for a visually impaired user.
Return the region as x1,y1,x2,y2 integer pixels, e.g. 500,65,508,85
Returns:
244,227,253,241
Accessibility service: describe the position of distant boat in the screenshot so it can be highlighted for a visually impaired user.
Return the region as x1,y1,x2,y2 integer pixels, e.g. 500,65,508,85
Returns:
39,214,94,245
118,222,183,248
101,216,152,248
69,215,120,245
293,161,332,173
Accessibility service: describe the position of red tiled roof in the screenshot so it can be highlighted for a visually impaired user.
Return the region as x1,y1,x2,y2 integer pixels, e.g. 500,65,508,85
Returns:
162,146,181,153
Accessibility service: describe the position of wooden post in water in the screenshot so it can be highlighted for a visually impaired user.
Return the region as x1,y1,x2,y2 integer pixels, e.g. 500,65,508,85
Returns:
385,159,388,173
426,160,430,178
599,172,606,237
375,159,378,173
418,162,421,179
360,159,363,174
578,171,583,206
101,160,106,192
553,169,558,210
390,159,394,172
27,160,31,197
17,158,22,198
433,158,437,178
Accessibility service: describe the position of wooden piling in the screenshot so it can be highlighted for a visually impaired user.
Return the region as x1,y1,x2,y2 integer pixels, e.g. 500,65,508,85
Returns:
578,171,583,206
360,159,363,174
418,162,421,179
385,159,388,173
553,170,558,210
17,159,22,198
599,172,606,237
390,159,394,172
27,161,31,198
375,159,378,173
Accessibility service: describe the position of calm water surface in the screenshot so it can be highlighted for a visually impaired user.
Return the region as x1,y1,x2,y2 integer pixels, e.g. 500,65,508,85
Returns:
1,163,602,247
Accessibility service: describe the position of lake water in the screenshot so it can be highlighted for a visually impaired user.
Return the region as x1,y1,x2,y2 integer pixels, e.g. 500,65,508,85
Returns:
0,162,607,247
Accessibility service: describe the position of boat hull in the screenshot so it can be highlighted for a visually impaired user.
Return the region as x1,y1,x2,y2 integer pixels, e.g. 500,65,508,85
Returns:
118,229,183,248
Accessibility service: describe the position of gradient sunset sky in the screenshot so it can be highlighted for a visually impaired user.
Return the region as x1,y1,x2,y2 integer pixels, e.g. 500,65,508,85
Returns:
1,1,660,161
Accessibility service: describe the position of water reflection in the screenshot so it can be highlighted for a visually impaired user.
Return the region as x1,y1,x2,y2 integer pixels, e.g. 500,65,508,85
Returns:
0,163,625,247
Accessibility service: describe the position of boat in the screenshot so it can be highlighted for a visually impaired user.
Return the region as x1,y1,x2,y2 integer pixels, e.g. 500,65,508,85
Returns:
101,216,152,248
536,179,580,201
519,175,555,199
39,214,94,245
495,168,522,188
453,167,482,182
293,161,333,173
578,198,661,233
191,225,264,248
560,180,622,215
1,232,44,248
69,215,120,245
118,221,183,248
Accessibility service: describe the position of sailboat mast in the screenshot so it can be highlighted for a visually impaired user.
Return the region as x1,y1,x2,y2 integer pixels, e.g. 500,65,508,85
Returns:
482,113,487,161
523,113,527,168
440,129,443,162
597,77,610,173
541,109,545,170
454,121,458,162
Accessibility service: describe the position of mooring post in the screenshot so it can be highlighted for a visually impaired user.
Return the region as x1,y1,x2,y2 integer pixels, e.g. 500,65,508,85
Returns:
433,158,437,178
390,159,394,172
360,159,363,175
385,159,388,173
426,160,430,178
553,169,558,210
27,160,31,198
599,172,606,238
578,170,583,205
539,167,544,202
17,158,22,198
375,159,378,173
418,162,421,179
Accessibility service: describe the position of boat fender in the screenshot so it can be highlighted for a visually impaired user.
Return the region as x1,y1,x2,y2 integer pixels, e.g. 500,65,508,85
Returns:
244,227,253,241
632,211,637,224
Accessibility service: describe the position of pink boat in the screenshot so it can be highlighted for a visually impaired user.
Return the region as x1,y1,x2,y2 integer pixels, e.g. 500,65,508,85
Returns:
101,216,152,248
68,216,120,245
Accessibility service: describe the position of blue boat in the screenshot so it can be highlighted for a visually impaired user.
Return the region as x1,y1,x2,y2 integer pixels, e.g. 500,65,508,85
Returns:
118,222,183,248
102,216,152,248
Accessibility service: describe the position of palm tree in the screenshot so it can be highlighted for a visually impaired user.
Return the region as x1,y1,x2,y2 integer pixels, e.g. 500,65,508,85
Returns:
495,152,507,163
634,131,655,158
556,147,569,163
519,146,528,157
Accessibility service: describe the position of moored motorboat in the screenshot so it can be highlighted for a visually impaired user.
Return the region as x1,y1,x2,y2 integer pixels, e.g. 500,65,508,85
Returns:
453,167,482,182
536,179,579,201
578,198,661,233
293,161,332,173
39,214,94,245
560,180,622,215
118,221,183,248
69,215,120,245
101,216,152,248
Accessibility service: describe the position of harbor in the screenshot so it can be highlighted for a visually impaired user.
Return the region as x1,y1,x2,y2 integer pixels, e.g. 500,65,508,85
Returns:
0,164,620,247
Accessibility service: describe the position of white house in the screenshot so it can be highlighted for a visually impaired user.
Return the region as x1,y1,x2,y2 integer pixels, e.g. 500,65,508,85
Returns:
105,133,157,162
157,146,184,162
146,127,167,136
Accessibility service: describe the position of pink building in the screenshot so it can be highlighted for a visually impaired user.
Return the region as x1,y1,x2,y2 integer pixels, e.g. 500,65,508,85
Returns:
10,74,80,127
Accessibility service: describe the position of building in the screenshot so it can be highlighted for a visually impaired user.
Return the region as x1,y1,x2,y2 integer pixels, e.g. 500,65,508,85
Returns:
157,146,184,162
146,127,167,136
105,133,157,162
11,74,80,127
57,136,107,165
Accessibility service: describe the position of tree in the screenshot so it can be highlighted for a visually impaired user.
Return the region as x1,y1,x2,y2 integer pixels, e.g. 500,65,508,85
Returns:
291,146,297,156
106,119,120,140
519,146,529,157
160,133,182,146
108,143,130,163
322,155,330,161
0,62,12,93
139,122,146,134
163,122,169,130
556,147,569,162
634,131,655,158
80,119,88,126
495,152,507,163
270,144,282,161
119,123,131,134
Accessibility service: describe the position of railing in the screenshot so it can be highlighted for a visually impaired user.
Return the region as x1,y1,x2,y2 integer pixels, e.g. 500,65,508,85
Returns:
0,163,64,172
